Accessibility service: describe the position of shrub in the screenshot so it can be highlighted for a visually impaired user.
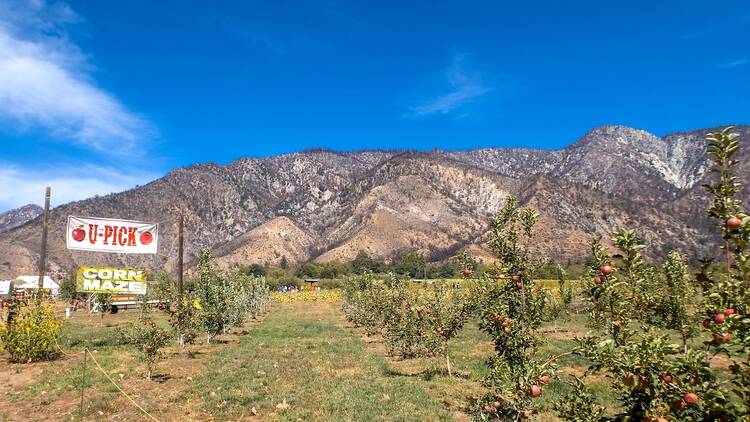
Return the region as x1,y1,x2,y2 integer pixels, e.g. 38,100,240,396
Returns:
0,301,63,363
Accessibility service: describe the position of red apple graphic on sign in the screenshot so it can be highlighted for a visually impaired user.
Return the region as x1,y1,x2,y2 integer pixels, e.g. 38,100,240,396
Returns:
140,231,153,245
72,226,85,242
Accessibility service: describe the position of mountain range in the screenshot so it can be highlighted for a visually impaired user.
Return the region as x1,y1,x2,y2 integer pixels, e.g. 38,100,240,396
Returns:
1,124,748,279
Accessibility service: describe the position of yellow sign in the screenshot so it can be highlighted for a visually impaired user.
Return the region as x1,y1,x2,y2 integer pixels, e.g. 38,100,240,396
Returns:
76,267,148,295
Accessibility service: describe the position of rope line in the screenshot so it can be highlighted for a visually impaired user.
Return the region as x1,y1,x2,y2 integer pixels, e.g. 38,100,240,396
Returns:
54,337,161,422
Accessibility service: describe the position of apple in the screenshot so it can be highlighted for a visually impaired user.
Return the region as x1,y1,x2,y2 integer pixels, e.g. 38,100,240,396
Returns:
725,308,736,316
703,318,711,329
662,373,673,383
726,216,742,230
483,404,493,413
512,274,521,282
463,268,473,277
140,231,153,245
522,410,533,419
594,276,603,285
714,313,726,324
502,318,512,327
515,282,523,290
71,226,85,242
600,265,614,275
539,374,551,384
529,385,542,398
492,401,502,409
715,332,733,343
504,326,512,334
683,392,699,405
426,351,434,357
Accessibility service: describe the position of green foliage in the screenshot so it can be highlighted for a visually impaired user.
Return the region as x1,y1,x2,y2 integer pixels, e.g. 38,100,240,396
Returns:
394,250,427,278
57,273,83,304
0,301,63,363
341,272,471,375
194,250,271,344
472,197,557,421
118,316,171,380
238,263,266,277
556,127,748,421
153,273,202,349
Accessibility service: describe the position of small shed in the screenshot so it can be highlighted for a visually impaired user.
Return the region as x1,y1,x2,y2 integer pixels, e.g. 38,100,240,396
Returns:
304,278,320,290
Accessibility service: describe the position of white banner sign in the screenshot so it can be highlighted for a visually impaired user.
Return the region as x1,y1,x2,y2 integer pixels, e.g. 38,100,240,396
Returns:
66,216,158,254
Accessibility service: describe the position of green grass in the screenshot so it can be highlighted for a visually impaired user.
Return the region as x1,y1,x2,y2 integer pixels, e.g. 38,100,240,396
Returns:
12,300,623,420
186,301,460,421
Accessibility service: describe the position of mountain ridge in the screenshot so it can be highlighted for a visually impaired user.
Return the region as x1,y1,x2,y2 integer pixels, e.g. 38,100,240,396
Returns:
1,124,748,279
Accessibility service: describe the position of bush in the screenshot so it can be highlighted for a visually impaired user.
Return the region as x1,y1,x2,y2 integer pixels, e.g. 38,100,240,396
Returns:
0,302,63,363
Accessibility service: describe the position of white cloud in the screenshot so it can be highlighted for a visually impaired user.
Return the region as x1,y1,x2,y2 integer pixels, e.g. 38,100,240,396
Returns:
0,0,154,152
0,164,157,211
718,58,748,69
409,53,495,117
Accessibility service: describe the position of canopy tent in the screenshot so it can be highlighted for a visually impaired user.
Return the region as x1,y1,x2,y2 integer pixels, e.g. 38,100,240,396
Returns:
14,276,60,296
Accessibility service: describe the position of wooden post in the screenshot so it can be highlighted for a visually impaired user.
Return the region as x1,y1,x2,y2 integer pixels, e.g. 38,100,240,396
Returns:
38,187,51,290
177,208,184,295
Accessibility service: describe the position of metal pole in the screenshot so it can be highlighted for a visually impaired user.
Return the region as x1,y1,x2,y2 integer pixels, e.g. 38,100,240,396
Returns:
38,187,51,291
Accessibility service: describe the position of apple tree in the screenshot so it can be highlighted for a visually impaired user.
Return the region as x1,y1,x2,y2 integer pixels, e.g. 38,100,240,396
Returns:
472,197,556,420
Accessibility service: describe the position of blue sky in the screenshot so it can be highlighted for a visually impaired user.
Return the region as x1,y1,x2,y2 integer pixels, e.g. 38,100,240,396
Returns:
1,0,749,211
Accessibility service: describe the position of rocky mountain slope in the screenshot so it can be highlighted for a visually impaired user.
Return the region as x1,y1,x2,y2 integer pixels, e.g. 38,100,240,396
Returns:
1,125,747,279
0,205,42,234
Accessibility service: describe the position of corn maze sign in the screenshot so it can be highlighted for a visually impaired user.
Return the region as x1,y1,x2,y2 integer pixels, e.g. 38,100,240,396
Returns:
76,267,148,295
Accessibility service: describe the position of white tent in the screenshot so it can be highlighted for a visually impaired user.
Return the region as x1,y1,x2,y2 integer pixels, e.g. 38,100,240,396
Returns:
14,276,60,296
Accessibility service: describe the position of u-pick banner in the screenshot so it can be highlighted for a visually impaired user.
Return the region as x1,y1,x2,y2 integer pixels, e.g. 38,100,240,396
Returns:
66,215,158,254
76,267,148,295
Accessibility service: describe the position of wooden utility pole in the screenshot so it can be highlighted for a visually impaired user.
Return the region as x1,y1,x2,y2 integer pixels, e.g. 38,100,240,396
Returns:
38,187,51,290
177,208,184,294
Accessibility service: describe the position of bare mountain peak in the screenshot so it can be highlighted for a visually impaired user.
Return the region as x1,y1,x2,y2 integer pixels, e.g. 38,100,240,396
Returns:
0,204,43,234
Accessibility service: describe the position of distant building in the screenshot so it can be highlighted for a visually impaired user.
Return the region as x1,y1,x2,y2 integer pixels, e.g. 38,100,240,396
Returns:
14,276,60,296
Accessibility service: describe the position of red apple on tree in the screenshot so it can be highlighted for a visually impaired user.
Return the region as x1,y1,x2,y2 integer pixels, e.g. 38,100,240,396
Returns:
600,265,613,275
683,392,699,405
725,308,736,316
462,268,472,277
529,385,542,397
71,226,85,242
662,373,673,383
593,276,603,285
714,312,726,324
539,374,551,384
140,230,153,245
725,216,741,230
